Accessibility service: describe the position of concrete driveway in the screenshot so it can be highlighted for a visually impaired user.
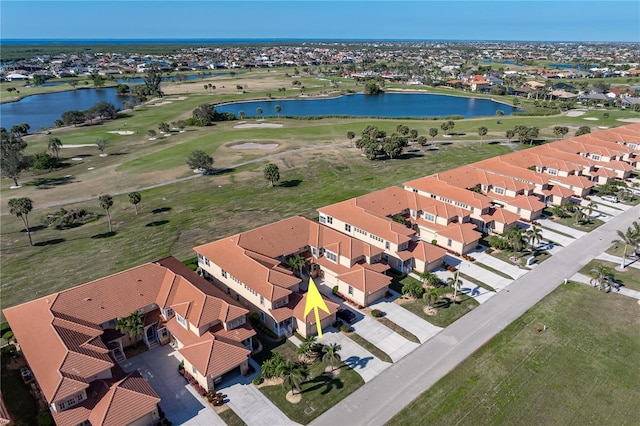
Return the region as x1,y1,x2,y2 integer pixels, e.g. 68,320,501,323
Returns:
121,345,224,426
348,310,419,362
318,328,392,383
445,254,513,291
368,294,442,343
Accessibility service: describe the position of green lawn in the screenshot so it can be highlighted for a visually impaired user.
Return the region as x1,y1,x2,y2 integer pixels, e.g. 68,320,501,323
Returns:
1,361,39,425
389,275,480,328
388,282,640,425
256,340,364,425
542,208,605,232
487,248,552,270
217,408,246,426
580,259,640,292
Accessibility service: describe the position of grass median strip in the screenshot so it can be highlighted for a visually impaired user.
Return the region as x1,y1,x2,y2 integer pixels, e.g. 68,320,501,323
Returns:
376,317,420,343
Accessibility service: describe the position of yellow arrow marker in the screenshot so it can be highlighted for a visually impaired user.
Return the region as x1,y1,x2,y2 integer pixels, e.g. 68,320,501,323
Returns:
304,277,330,338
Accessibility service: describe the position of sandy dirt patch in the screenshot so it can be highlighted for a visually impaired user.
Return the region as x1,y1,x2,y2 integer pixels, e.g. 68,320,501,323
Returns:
617,118,640,123
107,130,134,135
583,117,599,121
566,110,586,117
233,123,283,129
164,96,187,101
285,390,302,404
149,101,173,107
62,144,98,148
230,142,279,150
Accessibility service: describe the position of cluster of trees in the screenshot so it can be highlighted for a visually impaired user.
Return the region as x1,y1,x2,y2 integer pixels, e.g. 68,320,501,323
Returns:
259,337,342,395
594,180,637,202
129,64,164,102
186,150,214,171
354,125,408,160
1,127,29,186
9,123,30,136
505,125,539,144
57,101,119,127
575,126,592,137
401,271,463,311
550,200,599,226
364,81,381,95
487,225,545,259
189,103,235,126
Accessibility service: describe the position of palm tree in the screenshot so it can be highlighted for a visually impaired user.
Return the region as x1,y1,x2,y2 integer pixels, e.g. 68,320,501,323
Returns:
116,311,145,347
574,209,587,226
526,225,543,254
582,201,598,223
128,192,141,215
505,228,526,258
47,137,62,159
446,271,463,302
277,360,307,396
287,254,306,277
256,107,263,120
322,343,342,372
589,263,613,291
239,111,245,120
99,194,114,233
477,126,488,143
612,226,638,270
429,127,438,142
8,197,34,246
423,287,438,309
347,131,355,147
275,104,281,119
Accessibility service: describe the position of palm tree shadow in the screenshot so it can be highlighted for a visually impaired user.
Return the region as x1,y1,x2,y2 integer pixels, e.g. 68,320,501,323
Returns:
145,220,169,227
301,374,343,395
91,231,117,239
34,238,65,246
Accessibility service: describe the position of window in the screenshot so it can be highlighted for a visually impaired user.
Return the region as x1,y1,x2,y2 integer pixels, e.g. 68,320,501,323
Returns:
176,314,187,328
385,241,390,250
591,154,601,161
410,209,416,218
348,286,354,295
58,401,66,410
327,216,333,225
516,207,522,214
424,212,435,222
204,257,210,266
197,253,203,262
494,187,505,195
229,317,246,329
221,269,227,278
192,365,197,375
260,296,264,305
326,251,337,263
447,239,452,247
311,247,317,256
412,188,418,193
319,214,326,224
345,224,351,232
547,168,558,176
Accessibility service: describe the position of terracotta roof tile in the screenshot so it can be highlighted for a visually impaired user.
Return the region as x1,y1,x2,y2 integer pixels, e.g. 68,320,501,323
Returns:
437,223,482,244
178,333,250,378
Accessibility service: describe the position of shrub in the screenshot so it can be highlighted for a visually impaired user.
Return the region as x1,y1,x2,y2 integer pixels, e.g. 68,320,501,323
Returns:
252,376,264,385
178,360,184,371
332,285,339,294
487,235,510,250
1,344,16,357
261,353,286,379
371,309,383,318
249,312,260,321
2,331,13,340
248,314,278,339
431,239,438,245
0,322,10,335
340,324,351,333
36,411,55,426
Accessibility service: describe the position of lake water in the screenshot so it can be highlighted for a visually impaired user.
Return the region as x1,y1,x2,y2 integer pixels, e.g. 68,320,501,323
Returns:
1,88,131,131
215,93,516,118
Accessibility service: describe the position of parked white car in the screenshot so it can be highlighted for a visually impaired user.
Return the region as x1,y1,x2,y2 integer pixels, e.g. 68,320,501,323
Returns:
601,195,619,203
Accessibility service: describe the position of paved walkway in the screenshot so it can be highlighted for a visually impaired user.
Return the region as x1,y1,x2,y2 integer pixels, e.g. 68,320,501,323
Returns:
470,250,528,279
349,311,419,362
445,254,513,291
220,359,299,426
311,204,639,426
368,294,443,343
426,269,496,304
317,328,391,383
596,252,640,269
121,345,224,426
536,217,587,239
570,272,640,300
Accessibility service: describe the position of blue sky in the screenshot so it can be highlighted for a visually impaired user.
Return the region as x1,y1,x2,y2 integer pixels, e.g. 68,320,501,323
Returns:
1,1,639,42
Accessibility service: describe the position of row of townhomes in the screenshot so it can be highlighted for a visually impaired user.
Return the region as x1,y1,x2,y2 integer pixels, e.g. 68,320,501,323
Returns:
5,123,640,425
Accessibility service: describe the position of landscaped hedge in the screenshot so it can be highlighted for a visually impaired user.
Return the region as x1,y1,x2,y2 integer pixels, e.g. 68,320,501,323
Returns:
249,315,278,339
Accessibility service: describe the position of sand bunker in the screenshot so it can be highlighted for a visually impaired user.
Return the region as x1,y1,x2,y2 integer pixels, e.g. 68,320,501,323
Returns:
62,144,97,148
164,96,187,101
583,117,599,121
107,130,134,135
150,101,173,107
233,123,283,129
230,142,279,150
617,118,640,123
566,110,586,117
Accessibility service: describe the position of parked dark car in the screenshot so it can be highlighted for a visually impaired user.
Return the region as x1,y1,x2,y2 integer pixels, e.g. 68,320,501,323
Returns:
337,308,357,324
20,367,33,383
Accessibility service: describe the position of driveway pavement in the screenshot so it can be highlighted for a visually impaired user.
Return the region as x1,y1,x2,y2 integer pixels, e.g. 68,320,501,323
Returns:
470,250,528,279
220,359,299,426
368,294,443,343
121,345,224,426
518,221,576,247
348,310,420,362
596,252,640,269
445,254,513,291
318,328,391,383
536,217,587,239
311,203,640,426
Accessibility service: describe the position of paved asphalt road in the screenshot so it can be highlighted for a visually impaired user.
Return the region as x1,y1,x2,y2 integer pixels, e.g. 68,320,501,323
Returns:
312,204,639,426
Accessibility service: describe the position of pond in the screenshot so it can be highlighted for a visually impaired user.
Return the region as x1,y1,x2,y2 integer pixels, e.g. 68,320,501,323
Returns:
1,88,131,131
215,93,516,119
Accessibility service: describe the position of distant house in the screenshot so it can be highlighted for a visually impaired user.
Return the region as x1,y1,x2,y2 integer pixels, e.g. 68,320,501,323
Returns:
5,73,28,81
